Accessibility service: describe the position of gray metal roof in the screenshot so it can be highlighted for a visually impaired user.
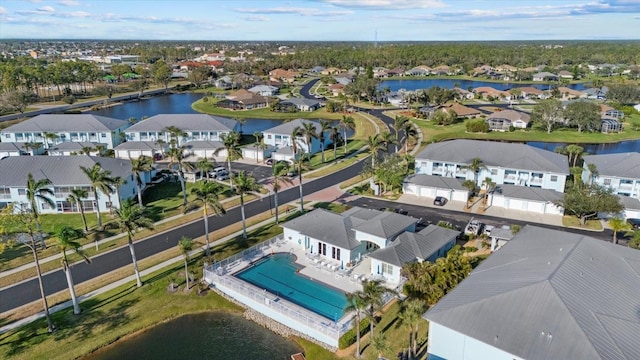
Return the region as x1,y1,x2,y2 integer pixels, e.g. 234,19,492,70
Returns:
369,225,459,266
619,195,640,210
49,142,98,151
281,208,360,250
0,142,23,151
496,184,564,202
263,119,319,135
583,153,640,179
182,140,223,150
403,174,466,191
281,98,321,107
424,225,640,360
416,139,569,174
274,146,294,155
0,156,135,186
125,114,237,133
347,207,418,239
114,141,162,151
0,114,128,132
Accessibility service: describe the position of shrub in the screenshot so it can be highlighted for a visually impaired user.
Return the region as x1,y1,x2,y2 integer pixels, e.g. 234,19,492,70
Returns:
62,95,76,104
466,119,490,133
508,125,516,132
464,246,476,253
202,96,209,103
338,317,370,349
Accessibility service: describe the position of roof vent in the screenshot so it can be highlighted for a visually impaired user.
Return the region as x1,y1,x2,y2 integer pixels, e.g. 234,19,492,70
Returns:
559,247,563,251
580,272,584,277
547,261,551,265
494,335,499,343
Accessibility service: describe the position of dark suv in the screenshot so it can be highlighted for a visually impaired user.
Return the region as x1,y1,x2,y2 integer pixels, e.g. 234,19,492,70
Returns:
627,218,640,229
433,196,448,206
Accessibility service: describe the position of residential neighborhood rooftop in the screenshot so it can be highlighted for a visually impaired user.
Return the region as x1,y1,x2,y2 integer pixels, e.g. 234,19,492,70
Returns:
125,114,237,132
1,114,127,132
583,153,640,179
264,118,319,135
424,225,640,360
403,174,466,191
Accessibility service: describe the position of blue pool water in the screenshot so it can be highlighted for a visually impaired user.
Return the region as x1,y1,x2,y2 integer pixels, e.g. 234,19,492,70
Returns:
235,253,348,320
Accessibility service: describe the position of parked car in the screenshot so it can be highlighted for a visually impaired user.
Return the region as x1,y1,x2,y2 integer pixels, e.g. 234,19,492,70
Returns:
266,158,274,165
153,153,163,161
628,218,640,229
394,208,409,215
209,166,229,180
433,196,448,206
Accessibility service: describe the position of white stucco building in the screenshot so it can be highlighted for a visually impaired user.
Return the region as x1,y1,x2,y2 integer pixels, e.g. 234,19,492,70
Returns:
262,119,332,161
582,153,640,199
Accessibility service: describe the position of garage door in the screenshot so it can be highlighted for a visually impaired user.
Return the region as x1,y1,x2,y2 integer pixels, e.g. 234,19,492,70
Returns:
508,199,526,210
129,150,142,159
436,189,451,199
526,201,545,213
403,184,418,195
420,187,436,198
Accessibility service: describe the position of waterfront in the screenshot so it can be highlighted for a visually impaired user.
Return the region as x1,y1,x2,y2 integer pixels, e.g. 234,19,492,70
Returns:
379,78,588,92
86,312,302,360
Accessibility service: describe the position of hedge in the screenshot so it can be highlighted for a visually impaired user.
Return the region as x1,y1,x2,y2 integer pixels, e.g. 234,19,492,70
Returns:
338,317,371,349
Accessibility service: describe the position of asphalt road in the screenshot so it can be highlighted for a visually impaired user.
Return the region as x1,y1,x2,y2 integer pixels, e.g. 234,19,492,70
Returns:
0,155,366,313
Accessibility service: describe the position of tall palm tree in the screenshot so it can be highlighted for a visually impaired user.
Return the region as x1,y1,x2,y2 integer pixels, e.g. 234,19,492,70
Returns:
252,131,263,163
26,173,55,248
272,161,293,224
167,146,194,207
294,153,311,214
482,176,497,206
130,155,153,206
95,144,107,157
22,142,34,155
398,298,426,358
236,117,246,134
345,291,366,358
80,164,116,230
338,115,356,154
392,115,409,153
609,217,631,244
565,144,585,167
55,226,90,315
361,279,385,336
301,122,317,153
196,157,214,181
318,120,331,163
379,131,396,152
370,332,390,360
366,134,386,168
329,126,341,162
163,125,185,148
587,163,599,185
67,188,89,233
80,146,95,155
154,139,167,158
463,157,486,185
232,171,261,240
190,180,226,256
44,132,59,149
178,236,194,289
113,199,154,287
216,131,242,188
402,121,417,154
32,142,43,155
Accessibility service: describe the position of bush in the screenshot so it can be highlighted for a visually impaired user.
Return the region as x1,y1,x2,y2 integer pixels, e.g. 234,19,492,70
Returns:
464,246,476,253
62,95,76,104
508,125,516,132
466,119,490,133
202,96,209,103
338,317,370,349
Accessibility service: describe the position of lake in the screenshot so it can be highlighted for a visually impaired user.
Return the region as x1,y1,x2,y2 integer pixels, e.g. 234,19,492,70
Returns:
527,140,640,155
86,312,302,360
379,79,588,92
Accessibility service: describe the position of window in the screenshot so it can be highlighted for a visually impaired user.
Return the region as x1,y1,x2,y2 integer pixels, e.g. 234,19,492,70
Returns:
550,175,558,182
267,134,272,139
491,168,498,176
90,133,96,137
101,133,107,138
105,201,113,208
18,188,26,196
382,263,393,275
3,134,10,139
603,178,612,185
332,247,341,260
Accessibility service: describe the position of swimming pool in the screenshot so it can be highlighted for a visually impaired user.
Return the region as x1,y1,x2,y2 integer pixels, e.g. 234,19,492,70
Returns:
235,253,348,320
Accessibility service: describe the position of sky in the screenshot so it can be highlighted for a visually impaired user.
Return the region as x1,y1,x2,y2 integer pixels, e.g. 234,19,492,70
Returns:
0,0,639,41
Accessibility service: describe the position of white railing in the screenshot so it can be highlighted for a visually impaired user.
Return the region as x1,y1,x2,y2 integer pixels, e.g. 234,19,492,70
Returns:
203,234,352,339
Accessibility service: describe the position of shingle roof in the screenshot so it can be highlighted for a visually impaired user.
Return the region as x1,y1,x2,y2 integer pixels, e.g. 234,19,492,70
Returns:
583,153,640,179
264,119,319,135
281,98,321,107
486,110,531,123
424,225,640,360
403,174,466,191
347,207,418,239
496,184,564,202
1,114,127,132
0,156,134,186
281,208,360,249
125,114,237,133
416,139,569,174
369,225,459,266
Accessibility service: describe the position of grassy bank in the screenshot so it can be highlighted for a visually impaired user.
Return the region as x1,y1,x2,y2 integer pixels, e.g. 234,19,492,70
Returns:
192,99,346,120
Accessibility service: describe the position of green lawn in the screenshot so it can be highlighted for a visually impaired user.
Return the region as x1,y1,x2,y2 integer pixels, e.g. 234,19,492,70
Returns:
192,99,346,120
142,180,233,220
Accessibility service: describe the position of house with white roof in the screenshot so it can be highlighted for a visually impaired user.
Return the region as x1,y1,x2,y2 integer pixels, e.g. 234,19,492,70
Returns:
0,114,129,150
411,140,568,214
485,110,531,131
282,207,458,287
262,119,331,161
279,98,322,112
424,225,640,360
124,114,239,147
248,85,279,97
0,156,153,213
582,153,640,199
403,174,469,203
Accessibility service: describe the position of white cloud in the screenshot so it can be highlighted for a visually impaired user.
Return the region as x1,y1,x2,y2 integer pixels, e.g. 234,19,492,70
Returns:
0,7,6,15
235,6,352,17
245,15,270,22
319,0,446,10
68,11,91,17
36,6,55,13
59,0,80,6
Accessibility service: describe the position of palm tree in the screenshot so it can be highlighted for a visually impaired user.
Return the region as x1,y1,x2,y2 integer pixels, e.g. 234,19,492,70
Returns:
80,146,95,156
67,188,89,233
22,141,34,155
398,298,426,358
252,131,262,163
379,131,396,152
370,332,391,360
301,121,318,156
190,180,226,256
462,179,477,207
163,125,185,148
345,291,366,358
481,177,497,206
80,164,116,230
361,279,385,336
232,171,260,240
393,115,409,153
565,144,584,167
95,144,106,157
196,157,214,181
167,146,194,207
216,131,242,188
113,199,154,287
32,142,43,155
402,121,417,154
338,115,356,154
463,157,486,185
130,155,153,206
366,134,386,168
55,226,90,315
44,132,59,149
236,117,246,134
318,120,331,163
178,236,194,289
609,217,631,244
329,126,341,162
587,163,599,185
272,161,293,224
154,139,167,158
26,173,55,248
293,153,311,214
